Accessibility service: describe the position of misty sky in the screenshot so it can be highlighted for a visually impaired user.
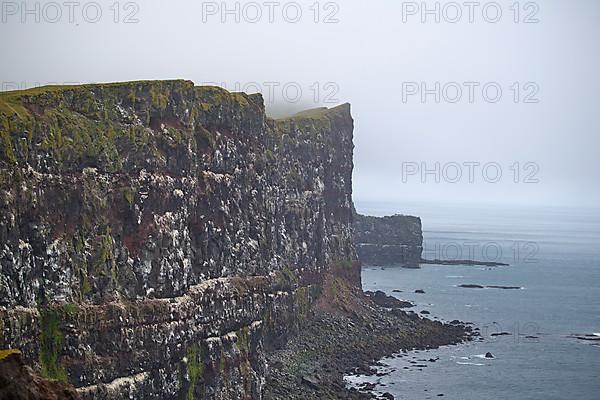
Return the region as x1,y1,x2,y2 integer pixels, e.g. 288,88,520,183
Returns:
1,0,599,207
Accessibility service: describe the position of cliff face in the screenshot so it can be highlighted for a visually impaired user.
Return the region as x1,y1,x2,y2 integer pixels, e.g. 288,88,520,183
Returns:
354,214,423,267
0,81,358,399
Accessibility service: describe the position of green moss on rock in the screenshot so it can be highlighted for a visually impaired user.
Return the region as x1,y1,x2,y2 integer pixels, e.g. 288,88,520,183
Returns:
219,349,226,372
296,286,311,321
38,308,67,382
236,326,252,394
93,226,116,285
186,344,204,400
123,188,135,206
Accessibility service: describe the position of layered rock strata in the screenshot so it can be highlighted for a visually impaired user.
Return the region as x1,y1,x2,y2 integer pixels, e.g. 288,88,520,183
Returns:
0,80,357,399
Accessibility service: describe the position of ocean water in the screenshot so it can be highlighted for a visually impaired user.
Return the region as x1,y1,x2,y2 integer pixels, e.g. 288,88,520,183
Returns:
350,201,600,400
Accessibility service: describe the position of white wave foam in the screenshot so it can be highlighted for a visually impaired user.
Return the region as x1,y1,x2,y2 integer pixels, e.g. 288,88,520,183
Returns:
457,362,486,366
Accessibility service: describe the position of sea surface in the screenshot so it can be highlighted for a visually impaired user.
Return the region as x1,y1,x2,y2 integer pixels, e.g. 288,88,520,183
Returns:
348,201,600,400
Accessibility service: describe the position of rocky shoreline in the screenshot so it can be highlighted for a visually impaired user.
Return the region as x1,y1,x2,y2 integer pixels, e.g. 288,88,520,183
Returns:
264,290,474,399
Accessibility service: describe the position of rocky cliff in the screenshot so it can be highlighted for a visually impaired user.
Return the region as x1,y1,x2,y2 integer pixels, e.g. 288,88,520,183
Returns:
353,214,423,267
0,80,358,399
0,349,81,400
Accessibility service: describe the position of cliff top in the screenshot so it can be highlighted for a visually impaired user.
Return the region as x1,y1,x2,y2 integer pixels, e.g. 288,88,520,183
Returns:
275,103,351,121
0,80,349,122
0,80,255,119
0,80,352,173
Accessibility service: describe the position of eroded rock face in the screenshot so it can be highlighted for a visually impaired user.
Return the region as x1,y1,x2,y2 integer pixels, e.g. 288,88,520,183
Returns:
353,214,423,267
0,80,357,399
0,350,80,400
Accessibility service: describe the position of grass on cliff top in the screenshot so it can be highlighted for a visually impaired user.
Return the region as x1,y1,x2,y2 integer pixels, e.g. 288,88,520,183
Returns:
0,80,195,118
271,104,351,137
0,79,262,172
194,85,254,108
0,80,261,125
274,103,351,122
0,79,194,98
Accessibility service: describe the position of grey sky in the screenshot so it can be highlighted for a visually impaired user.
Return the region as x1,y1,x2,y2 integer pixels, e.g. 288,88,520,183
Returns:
1,0,599,207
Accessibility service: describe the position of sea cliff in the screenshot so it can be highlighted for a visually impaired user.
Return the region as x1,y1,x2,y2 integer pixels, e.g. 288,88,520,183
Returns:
0,80,356,399
0,81,469,400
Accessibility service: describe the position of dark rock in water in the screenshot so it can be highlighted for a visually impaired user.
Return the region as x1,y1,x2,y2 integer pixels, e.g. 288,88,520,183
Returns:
420,310,431,315
365,290,415,308
460,284,485,289
421,259,509,267
460,284,522,290
381,392,395,399
490,332,511,337
392,289,403,293
354,213,423,268
0,350,80,399
437,394,445,397
569,334,600,341
360,382,377,391
485,352,494,358
415,289,426,294
486,285,522,290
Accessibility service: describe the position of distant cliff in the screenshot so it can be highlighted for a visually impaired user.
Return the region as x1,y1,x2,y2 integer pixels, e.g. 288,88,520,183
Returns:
0,80,358,399
354,213,423,267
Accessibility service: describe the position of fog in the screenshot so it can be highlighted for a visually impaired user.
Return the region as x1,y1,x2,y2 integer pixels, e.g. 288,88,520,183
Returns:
1,0,599,207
